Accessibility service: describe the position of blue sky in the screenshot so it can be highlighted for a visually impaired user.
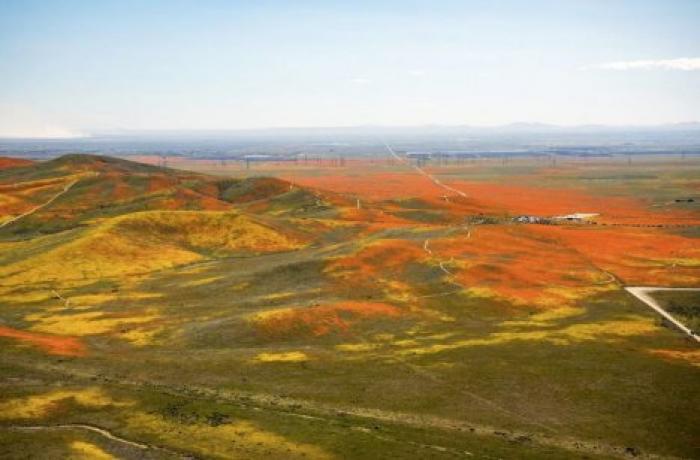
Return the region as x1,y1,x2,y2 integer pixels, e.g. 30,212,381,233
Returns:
1,0,699,137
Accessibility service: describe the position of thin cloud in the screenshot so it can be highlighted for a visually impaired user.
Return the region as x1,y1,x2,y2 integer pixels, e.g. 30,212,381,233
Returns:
587,57,700,71
408,69,426,77
351,77,371,84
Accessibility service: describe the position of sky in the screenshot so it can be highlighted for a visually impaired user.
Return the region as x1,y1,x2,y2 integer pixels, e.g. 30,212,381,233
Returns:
0,0,699,137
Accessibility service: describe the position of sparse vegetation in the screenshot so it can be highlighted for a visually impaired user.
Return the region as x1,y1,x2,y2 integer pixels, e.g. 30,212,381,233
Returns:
653,290,700,331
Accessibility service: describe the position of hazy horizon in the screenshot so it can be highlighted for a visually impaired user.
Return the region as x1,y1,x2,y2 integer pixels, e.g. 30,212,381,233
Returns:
2,120,700,142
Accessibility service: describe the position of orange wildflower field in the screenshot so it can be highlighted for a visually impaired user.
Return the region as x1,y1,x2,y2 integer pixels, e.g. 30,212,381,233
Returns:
253,301,402,339
0,325,86,357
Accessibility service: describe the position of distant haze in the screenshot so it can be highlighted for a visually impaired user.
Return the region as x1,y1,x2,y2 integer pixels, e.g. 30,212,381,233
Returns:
3,124,700,159
1,0,699,138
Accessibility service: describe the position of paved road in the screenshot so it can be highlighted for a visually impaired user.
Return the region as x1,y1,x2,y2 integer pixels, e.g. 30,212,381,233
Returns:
625,287,700,343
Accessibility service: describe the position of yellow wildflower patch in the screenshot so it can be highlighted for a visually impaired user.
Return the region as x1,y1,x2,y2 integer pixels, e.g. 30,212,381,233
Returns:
26,310,159,336
501,306,586,328
69,441,117,460
254,351,310,362
399,317,658,356
0,211,303,287
180,276,224,287
0,387,130,419
335,343,379,352
118,326,166,346
0,290,54,304
126,411,331,459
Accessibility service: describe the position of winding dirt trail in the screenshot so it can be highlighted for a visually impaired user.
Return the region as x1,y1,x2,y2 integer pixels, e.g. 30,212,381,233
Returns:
8,424,149,449
0,178,78,229
418,238,465,298
6,423,185,458
423,227,473,292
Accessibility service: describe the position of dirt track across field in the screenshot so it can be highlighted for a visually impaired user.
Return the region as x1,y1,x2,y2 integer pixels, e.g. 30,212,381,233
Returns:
625,287,700,343
0,179,78,229
384,143,467,198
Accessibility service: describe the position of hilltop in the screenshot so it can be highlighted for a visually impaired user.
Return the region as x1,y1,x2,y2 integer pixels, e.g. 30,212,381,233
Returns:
0,154,339,289
0,154,327,239
0,156,33,170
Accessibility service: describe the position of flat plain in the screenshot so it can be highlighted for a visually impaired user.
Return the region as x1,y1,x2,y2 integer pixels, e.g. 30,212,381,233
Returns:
1,153,699,459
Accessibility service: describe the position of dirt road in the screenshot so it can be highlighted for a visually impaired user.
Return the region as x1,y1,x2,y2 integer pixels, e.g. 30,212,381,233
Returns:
384,143,467,198
6,423,188,457
624,287,700,343
0,178,78,229
8,424,149,450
